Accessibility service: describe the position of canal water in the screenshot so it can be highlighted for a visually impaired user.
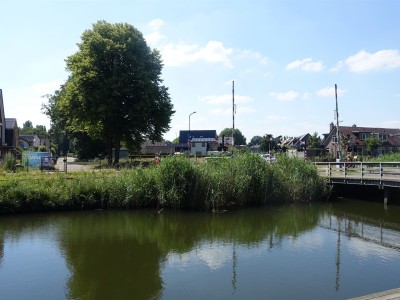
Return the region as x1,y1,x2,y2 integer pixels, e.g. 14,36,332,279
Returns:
1,198,400,299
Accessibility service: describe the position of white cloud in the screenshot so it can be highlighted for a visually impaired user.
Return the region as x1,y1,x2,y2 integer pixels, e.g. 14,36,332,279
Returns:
345,49,400,72
330,61,343,72
147,18,164,31
236,50,268,65
317,86,347,97
2,81,63,128
286,58,324,72
200,94,253,105
161,40,233,68
269,91,299,101
145,31,166,45
144,19,166,45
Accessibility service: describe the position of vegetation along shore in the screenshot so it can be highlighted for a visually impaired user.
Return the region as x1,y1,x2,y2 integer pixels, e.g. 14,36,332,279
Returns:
0,154,330,214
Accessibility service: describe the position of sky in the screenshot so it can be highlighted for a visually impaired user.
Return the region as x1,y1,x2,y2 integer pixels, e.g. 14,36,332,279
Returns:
1,0,400,143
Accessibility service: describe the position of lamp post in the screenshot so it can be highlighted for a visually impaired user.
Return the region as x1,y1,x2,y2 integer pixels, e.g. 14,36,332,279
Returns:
188,111,196,155
189,111,196,132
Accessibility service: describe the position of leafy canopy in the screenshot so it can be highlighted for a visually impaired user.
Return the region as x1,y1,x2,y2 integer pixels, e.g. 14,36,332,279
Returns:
46,21,174,164
219,128,247,145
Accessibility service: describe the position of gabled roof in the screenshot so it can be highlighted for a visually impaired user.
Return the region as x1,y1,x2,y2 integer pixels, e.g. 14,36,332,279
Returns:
19,134,36,144
5,118,17,129
324,125,400,147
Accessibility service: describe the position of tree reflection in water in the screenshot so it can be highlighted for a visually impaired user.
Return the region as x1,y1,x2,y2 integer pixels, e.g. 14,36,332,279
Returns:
1,199,399,299
56,206,319,299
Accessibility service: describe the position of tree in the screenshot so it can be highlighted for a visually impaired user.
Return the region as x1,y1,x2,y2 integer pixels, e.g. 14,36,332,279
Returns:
248,135,262,146
219,128,247,145
364,133,381,156
308,132,321,148
172,137,179,144
45,21,174,165
20,120,33,134
259,134,276,152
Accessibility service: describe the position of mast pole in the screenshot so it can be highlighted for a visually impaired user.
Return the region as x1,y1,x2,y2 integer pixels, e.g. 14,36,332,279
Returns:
335,84,341,161
232,81,235,147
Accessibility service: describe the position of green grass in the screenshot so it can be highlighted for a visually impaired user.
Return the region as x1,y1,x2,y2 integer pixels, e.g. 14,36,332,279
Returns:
0,154,330,214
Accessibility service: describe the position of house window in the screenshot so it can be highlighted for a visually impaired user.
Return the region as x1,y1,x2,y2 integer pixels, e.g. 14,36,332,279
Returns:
202,142,206,147
332,136,337,143
388,147,392,152
359,133,367,140
397,147,400,152
378,134,387,141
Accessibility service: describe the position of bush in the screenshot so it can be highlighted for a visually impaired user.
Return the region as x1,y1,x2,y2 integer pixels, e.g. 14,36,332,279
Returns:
4,154,17,172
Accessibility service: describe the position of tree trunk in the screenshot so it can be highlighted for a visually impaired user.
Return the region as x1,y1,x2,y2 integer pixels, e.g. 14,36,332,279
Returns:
107,136,113,166
114,137,121,165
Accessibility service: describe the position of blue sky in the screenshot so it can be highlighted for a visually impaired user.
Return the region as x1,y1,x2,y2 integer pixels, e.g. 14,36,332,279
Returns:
1,0,400,142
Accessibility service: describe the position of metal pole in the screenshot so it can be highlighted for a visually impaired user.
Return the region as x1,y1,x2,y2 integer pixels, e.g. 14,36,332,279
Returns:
232,81,235,147
189,111,196,132
335,84,341,161
189,111,196,154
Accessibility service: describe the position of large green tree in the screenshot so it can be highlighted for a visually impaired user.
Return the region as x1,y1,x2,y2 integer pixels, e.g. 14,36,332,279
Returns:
46,21,174,165
364,133,382,156
248,135,262,146
219,128,247,145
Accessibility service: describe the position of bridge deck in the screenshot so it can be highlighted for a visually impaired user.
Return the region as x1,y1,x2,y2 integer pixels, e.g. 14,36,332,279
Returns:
315,162,400,188
350,287,400,299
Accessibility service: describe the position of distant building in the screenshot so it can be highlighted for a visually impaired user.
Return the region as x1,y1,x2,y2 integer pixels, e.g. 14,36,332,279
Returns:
178,130,218,155
323,123,400,158
5,118,19,155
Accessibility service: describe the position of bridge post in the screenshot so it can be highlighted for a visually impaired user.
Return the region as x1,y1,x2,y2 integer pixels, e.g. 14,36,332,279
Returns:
384,188,390,205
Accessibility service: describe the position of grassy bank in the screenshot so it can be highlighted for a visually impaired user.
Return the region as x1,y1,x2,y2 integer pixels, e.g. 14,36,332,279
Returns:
0,154,330,214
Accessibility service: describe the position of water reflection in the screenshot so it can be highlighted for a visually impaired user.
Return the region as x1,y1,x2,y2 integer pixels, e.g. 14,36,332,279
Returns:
0,200,399,299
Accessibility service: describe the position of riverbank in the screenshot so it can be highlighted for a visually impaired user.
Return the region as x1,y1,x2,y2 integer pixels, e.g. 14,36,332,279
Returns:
0,154,330,214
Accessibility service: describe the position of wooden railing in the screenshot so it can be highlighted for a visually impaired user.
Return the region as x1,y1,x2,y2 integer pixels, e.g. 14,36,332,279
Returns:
315,162,400,188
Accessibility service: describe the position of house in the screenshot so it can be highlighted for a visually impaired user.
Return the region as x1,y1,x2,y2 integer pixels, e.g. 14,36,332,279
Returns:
281,134,310,150
4,118,19,155
0,89,5,159
323,123,400,158
178,130,218,155
19,133,50,151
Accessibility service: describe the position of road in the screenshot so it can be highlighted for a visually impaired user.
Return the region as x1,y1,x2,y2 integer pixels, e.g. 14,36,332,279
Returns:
55,157,93,172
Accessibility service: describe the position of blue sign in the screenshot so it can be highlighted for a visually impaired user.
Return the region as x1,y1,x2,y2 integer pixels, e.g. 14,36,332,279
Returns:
22,152,52,168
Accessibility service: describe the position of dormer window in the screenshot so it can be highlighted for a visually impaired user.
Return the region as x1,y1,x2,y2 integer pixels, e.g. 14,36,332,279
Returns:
359,133,367,140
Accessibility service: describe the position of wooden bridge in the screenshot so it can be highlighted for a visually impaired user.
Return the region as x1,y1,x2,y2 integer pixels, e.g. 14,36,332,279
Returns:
315,162,400,203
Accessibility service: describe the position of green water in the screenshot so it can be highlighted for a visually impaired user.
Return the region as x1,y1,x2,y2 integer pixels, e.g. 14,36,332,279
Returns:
1,198,400,299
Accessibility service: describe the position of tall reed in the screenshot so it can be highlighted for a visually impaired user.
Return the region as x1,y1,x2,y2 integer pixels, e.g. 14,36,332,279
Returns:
0,154,330,214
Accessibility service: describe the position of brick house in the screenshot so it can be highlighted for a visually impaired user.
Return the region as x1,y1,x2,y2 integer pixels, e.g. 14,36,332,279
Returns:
323,123,400,158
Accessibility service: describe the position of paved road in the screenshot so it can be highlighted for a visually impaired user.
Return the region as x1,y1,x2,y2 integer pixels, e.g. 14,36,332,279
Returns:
55,157,93,172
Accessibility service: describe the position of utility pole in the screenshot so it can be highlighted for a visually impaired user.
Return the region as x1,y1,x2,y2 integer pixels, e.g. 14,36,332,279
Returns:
232,81,235,148
335,84,342,161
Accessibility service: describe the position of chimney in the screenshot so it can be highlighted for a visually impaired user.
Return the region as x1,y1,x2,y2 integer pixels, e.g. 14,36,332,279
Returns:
329,122,334,132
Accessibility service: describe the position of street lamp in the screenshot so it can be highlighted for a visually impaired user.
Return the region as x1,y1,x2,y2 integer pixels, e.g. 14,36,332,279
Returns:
188,111,197,155
189,111,196,132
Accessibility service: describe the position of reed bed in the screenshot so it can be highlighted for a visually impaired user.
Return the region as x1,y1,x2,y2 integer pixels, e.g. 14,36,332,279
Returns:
0,154,330,214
